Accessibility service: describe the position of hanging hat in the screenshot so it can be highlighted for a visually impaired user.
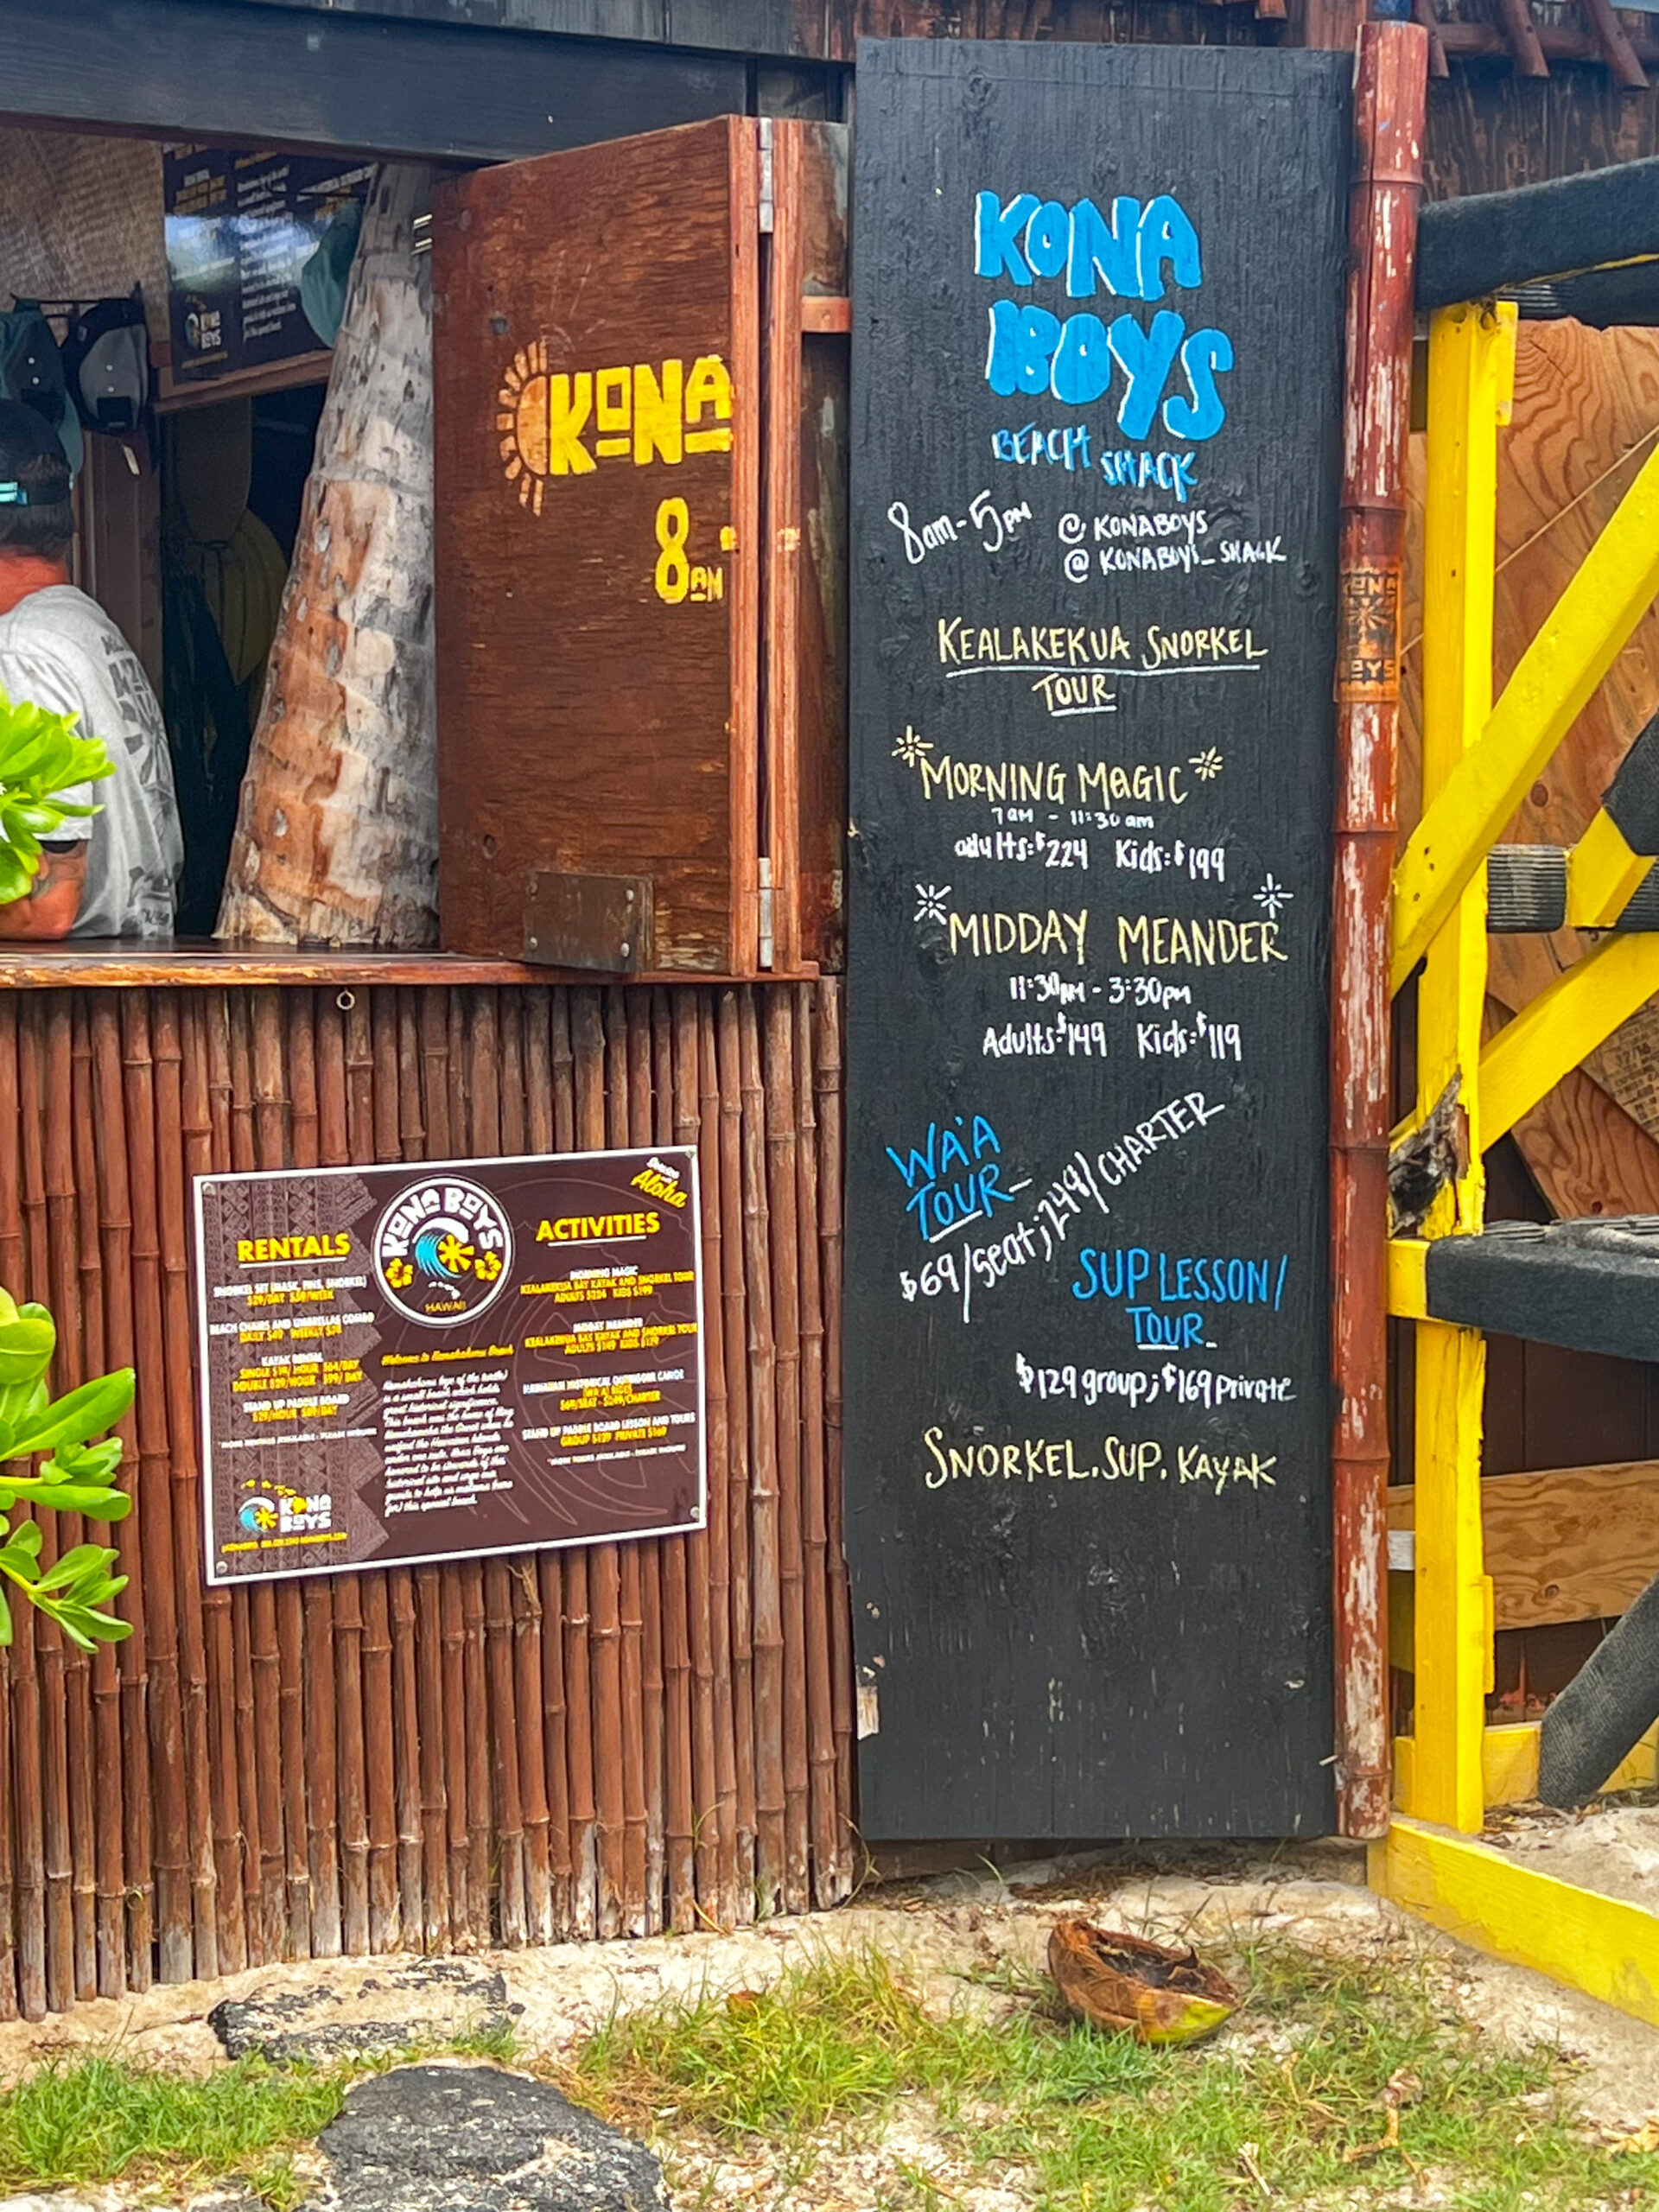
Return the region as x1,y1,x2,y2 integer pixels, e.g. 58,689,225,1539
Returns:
0,308,83,476
62,293,149,434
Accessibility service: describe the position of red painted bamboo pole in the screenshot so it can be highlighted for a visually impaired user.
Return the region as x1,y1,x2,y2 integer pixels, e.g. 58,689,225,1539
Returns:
1332,13,1427,1840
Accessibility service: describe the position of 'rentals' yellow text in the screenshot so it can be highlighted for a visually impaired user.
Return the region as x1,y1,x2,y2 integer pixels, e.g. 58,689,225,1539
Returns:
236,1233,352,1263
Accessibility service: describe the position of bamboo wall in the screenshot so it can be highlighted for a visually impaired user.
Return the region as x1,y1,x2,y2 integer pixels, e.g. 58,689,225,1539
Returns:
0,976,854,2020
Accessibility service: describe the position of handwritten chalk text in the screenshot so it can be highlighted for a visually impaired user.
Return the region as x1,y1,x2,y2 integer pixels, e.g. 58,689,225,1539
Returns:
1016,1353,1295,1410
921,1425,1278,1492
1117,914,1287,968
946,910,1088,965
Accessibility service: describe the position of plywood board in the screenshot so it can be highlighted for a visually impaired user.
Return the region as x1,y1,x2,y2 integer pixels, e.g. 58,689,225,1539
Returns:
1482,994,1659,1219
1389,1459,1659,1627
431,118,760,973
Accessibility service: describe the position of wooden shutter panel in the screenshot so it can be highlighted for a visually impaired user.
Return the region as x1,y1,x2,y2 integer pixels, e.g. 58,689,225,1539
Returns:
432,117,759,974
432,115,846,978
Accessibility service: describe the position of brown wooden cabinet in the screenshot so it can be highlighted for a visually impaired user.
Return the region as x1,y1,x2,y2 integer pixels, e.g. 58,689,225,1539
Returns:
431,115,846,978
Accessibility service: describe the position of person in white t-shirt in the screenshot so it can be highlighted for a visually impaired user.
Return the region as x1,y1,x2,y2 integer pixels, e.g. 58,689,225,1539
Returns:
0,401,181,939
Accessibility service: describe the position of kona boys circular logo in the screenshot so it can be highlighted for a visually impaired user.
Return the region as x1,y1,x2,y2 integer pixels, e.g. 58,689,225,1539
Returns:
372,1176,513,1327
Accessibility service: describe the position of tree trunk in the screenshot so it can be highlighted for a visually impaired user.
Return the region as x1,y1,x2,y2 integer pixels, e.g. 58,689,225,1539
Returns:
216,166,437,946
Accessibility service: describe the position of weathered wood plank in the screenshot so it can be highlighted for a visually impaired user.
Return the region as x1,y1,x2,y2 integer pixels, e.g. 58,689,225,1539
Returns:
0,950,719,990
1390,1459,1659,1628
0,0,747,162
1422,69,1556,204
431,118,761,975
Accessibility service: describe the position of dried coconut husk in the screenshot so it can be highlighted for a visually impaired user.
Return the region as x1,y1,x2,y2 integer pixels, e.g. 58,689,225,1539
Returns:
1048,1917,1240,2047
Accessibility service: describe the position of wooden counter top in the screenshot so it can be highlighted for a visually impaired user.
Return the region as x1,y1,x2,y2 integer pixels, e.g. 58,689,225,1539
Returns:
0,941,796,988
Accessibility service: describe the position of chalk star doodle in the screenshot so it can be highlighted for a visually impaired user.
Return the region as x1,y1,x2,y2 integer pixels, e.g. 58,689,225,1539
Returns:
1254,874,1294,920
914,883,951,925
893,725,933,770
1190,748,1224,781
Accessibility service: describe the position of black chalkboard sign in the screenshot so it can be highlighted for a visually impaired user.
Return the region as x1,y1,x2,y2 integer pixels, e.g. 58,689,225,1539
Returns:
845,41,1350,1839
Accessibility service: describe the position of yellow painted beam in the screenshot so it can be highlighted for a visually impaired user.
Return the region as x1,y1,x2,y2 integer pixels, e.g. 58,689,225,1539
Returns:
1371,1817,1659,2029
1478,931,1659,1143
1409,1328,1493,1839
1392,365,1659,995
1408,303,1496,1840
1388,1237,1427,1319
1414,302,1494,1238
1477,1722,1538,1808
1566,807,1655,927
1390,1724,1658,1808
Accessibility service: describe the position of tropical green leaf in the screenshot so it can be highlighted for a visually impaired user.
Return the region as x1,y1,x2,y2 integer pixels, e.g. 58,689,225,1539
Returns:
0,1312,54,1386
0,685,112,904
0,1282,132,1647
32,1542,121,1592
15,1480,130,1520
41,1440,129,1492
52,1606,130,1649
10,1367,133,1457
0,1376,52,1458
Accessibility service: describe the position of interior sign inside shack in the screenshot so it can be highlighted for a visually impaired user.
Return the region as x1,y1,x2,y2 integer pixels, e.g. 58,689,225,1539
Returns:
194,1149,706,1584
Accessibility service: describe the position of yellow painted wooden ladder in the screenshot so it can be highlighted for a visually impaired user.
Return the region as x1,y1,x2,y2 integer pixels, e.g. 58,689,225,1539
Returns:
1376,297,1659,2024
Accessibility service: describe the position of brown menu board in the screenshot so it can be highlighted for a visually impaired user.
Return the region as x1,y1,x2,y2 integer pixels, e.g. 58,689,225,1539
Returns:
194,1147,704,1585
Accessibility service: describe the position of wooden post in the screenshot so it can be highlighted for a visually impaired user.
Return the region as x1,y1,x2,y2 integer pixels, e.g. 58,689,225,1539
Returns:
1406,302,1514,1837
217,166,438,947
1332,15,1427,1840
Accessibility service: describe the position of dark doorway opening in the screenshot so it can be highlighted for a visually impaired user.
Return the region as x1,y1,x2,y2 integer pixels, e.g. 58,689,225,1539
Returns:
160,382,324,932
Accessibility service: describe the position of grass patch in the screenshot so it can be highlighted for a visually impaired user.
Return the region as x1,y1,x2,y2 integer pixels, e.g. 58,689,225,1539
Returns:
569,1942,1659,2211
0,2017,519,2210
0,2050,346,2209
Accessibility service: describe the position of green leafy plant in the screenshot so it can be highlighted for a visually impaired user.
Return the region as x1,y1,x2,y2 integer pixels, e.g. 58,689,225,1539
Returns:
0,688,113,906
0,1288,131,1649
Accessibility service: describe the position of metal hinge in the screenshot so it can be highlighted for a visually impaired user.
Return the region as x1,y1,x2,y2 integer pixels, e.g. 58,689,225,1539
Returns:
758,856,775,969
758,117,775,233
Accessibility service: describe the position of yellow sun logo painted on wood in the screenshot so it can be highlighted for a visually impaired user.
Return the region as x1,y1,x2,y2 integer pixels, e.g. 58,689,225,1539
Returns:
498,346,734,512
498,342,551,515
